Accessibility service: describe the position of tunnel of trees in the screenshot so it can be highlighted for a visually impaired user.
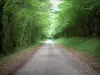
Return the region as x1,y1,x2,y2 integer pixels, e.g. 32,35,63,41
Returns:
0,0,100,55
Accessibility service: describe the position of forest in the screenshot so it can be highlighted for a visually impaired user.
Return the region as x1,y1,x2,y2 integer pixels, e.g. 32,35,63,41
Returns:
0,0,100,58
0,0,51,55
54,0,100,37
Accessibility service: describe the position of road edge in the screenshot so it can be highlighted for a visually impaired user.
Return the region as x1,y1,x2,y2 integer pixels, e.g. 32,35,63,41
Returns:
0,44,43,75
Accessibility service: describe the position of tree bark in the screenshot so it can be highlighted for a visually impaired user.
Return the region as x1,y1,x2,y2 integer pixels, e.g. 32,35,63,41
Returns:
0,0,3,53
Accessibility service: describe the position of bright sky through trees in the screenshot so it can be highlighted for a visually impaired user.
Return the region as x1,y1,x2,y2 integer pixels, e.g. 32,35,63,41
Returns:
49,0,63,37
50,0,61,11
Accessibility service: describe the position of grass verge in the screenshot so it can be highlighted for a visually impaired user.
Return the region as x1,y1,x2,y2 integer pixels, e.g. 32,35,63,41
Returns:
55,37,100,60
0,43,43,75
55,37,100,73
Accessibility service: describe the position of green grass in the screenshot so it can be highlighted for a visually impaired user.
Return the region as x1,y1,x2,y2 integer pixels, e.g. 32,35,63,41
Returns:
55,37,100,60
0,42,42,60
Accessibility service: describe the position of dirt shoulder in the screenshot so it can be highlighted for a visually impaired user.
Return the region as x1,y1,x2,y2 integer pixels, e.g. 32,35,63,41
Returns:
0,44,43,75
59,45,100,73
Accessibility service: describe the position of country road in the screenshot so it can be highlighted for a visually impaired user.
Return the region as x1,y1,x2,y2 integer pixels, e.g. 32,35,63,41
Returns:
14,43,99,75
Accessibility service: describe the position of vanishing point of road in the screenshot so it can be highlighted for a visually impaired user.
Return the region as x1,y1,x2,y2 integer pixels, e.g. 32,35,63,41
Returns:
14,43,99,75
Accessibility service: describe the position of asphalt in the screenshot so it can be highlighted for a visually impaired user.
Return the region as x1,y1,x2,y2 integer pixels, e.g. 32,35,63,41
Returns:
14,43,99,75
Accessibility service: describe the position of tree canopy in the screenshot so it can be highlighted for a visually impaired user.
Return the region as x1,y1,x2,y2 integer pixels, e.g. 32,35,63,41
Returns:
0,0,100,55
0,0,52,54
53,0,100,38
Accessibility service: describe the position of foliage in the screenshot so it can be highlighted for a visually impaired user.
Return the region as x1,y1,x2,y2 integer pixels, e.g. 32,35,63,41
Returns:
0,0,51,55
53,0,100,60
53,0,100,37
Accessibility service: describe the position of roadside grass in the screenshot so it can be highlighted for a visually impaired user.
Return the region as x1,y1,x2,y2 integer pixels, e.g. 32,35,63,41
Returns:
55,37,100,60
0,43,41,60
0,42,43,75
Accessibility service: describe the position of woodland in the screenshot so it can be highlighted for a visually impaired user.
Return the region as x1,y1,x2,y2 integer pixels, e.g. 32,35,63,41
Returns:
0,0,100,57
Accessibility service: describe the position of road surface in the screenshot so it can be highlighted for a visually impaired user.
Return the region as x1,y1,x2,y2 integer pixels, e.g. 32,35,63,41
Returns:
14,43,99,75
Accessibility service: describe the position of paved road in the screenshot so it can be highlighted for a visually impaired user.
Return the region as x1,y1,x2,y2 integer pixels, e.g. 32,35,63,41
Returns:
14,44,99,75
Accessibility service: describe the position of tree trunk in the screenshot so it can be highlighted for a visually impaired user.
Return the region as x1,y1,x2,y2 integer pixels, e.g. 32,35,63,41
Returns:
0,0,3,53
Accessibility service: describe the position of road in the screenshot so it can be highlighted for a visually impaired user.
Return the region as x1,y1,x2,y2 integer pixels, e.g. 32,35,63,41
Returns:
14,43,99,75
